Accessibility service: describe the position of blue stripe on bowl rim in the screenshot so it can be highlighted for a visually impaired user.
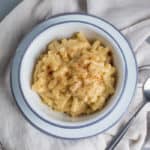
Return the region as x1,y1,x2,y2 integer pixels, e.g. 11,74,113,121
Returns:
10,13,138,138
18,20,127,128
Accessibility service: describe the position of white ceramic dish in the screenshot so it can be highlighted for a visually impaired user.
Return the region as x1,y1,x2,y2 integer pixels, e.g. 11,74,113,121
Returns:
10,13,137,139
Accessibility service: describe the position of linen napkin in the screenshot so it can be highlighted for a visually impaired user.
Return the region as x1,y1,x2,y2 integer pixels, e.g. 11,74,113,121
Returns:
0,0,150,150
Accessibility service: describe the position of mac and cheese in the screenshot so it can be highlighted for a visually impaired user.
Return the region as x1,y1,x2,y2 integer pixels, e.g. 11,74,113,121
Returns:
32,32,116,117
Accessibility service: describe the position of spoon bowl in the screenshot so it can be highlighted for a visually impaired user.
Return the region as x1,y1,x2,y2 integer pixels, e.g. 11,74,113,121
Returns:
143,78,150,100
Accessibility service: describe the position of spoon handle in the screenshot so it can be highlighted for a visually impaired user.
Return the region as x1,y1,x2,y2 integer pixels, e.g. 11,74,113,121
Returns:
106,100,146,150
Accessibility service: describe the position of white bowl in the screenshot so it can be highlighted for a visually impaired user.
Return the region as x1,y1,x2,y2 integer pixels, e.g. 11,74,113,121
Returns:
11,13,137,139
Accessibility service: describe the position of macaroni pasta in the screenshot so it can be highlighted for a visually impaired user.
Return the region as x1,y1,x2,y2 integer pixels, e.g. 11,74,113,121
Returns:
32,32,116,117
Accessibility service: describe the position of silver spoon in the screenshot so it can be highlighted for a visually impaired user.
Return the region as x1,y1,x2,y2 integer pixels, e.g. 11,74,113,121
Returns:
106,77,150,150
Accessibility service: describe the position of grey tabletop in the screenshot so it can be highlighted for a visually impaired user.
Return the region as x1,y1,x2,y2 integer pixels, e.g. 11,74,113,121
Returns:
0,0,149,150
0,0,21,21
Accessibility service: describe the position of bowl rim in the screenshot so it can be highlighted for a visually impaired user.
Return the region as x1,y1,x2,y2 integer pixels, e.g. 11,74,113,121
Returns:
19,20,127,128
10,12,138,139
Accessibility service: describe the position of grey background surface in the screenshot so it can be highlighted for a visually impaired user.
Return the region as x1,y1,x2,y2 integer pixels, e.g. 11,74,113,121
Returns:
0,0,21,20
0,0,149,150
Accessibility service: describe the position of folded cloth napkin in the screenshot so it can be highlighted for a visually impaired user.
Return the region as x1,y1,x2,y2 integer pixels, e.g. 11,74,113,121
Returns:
0,0,150,150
